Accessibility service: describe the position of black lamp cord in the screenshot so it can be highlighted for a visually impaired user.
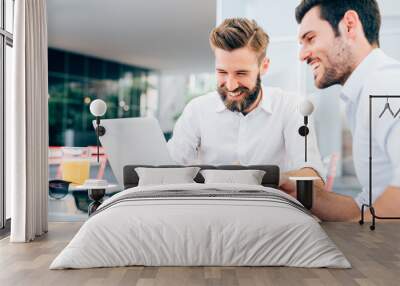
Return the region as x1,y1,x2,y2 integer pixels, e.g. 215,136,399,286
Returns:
304,116,308,162
96,116,100,163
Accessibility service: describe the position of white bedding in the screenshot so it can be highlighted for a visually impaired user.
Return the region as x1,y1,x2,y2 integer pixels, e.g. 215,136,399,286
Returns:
50,183,351,269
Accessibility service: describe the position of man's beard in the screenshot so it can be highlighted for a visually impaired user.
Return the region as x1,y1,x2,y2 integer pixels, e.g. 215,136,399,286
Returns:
217,75,261,113
313,39,354,89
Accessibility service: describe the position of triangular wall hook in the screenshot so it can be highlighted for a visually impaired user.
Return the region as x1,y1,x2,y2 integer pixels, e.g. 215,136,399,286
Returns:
379,96,395,118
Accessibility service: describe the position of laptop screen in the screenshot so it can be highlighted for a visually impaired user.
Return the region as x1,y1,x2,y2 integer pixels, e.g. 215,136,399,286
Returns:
95,117,174,185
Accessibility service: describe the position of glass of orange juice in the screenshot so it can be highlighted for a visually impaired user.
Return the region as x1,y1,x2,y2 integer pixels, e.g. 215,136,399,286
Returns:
61,147,90,185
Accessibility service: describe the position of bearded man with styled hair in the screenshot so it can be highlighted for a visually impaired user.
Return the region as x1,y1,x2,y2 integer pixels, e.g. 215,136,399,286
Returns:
168,18,325,184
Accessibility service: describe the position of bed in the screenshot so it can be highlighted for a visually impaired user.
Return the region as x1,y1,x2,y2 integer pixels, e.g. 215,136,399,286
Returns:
50,165,350,269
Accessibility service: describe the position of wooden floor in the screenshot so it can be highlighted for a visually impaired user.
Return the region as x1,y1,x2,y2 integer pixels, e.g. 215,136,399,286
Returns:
0,222,399,286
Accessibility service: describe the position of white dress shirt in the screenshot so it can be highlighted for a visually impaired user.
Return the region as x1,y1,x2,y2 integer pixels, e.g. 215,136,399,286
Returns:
340,48,400,209
167,86,325,176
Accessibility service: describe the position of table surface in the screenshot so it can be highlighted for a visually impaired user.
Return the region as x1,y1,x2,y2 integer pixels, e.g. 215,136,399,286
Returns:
68,183,122,194
288,176,320,181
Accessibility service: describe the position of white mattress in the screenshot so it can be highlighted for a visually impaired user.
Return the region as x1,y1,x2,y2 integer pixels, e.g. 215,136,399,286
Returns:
50,183,351,269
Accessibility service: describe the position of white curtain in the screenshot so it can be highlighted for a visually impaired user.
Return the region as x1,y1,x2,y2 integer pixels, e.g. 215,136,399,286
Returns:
8,0,49,242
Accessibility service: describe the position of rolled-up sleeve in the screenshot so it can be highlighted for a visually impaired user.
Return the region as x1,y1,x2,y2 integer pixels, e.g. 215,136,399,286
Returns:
352,74,400,209
354,117,400,209
283,98,326,179
385,121,400,187
167,100,201,164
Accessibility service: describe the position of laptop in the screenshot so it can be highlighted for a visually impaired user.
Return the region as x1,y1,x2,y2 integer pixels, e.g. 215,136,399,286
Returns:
94,117,175,186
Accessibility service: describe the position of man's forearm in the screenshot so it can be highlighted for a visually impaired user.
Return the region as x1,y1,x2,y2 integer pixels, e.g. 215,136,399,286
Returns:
283,167,360,221
167,139,199,165
283,167,325,189
312,189,360,221
313,185,400,221
282,169,400,221
368,186,400,218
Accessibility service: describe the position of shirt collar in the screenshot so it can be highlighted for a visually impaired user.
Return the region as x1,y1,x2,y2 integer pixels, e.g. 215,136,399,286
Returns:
341,48,385,103
215,95,226,112
215,85,273,114
259,85,273,114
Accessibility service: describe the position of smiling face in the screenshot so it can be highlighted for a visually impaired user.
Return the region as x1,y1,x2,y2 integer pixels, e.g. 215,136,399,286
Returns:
214,46,268,113
298,6,354,88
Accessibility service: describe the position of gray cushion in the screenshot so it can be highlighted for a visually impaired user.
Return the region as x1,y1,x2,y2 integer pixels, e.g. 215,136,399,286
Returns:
135,167,200,186
123,165,280,189
200,169,266,185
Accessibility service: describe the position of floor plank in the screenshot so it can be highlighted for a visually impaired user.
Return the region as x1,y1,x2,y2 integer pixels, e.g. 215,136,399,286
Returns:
0,222,399,286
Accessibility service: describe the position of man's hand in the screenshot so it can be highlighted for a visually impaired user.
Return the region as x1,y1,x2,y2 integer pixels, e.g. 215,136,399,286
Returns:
279,167,325,198
279,173,296,198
